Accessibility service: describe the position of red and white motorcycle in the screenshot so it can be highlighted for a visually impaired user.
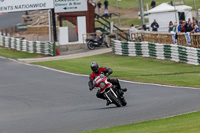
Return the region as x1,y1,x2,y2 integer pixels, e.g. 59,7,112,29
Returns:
92,74,127,107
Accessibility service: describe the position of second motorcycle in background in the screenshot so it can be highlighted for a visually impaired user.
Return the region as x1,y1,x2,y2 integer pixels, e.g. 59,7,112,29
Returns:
86,33,110,50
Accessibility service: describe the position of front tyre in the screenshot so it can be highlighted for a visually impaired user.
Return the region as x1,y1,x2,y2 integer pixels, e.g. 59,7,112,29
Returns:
87,41,95,50
107,91,122,107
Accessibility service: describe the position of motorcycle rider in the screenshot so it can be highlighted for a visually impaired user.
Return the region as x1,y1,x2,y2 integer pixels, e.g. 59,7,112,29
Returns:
88,62,127,105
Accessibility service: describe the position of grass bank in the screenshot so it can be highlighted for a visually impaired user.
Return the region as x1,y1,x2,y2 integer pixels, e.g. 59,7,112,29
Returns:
81,111,200,133
95,18,141,27
0,46,44,59
33,53,200,88
103,0,199,10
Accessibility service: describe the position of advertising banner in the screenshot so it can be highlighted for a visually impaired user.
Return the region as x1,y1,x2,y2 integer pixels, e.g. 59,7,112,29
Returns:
55,0,88,13
0,0,54,13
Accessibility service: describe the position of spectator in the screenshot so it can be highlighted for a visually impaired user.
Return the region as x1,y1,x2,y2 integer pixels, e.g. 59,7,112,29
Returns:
129,24,137,33
190,24,195,33
192,17,199,26
97,1,102,15
196,27,200,33
187,18,191,25
102,10,111,19
151,19,159,31
168,21,173,32
180,21,186,32
193,20,199,33
104,0,109,10
151,0,156,8
172,22,180,32
129,24,137,40
185,21,193,32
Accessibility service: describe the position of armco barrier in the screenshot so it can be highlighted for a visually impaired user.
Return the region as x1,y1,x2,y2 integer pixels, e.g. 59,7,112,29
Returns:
0,34,55,56
112,40,199,65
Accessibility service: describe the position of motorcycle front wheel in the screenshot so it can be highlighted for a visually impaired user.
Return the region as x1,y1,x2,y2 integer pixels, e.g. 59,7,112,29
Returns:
107,91,122,107
87,41,96,50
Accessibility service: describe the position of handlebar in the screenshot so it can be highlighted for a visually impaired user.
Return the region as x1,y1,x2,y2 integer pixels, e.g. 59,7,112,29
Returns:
106,73,111,77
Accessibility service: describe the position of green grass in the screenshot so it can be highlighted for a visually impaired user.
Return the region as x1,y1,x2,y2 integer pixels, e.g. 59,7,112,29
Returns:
0,46,44,59
56,20,75,27
109,18,141,27
101,0,199,10
33,53,200,88
81,111,200,133
95,18,141,27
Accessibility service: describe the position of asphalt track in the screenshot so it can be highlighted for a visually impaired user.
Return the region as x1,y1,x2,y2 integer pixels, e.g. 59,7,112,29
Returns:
0,12,25,29
0,57,200,133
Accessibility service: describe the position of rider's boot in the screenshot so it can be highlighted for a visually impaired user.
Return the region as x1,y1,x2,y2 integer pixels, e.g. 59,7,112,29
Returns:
106,100,111,106
121,88,127,92
116,79,127,92
118,89,124,96
117,87,127,95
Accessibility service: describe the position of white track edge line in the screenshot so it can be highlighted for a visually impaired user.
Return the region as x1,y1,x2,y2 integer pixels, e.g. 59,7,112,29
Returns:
3,56,200,90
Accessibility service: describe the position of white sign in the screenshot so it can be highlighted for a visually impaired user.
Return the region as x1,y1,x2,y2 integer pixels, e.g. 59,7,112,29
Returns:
55,0,88,13
0,0,54,13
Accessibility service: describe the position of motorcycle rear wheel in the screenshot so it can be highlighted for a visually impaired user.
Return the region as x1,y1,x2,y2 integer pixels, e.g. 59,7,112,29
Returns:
121,97,127,106
115,89,127,106
87,41,96,50
107,91,122,107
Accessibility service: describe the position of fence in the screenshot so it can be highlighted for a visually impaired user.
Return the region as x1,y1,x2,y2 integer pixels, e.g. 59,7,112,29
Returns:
95,13,130,41
0,33,55,56
131,31,200,48
112,40,200,65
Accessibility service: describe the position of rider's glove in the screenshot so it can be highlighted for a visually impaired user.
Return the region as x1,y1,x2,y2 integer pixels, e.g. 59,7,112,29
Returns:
89,86,93,91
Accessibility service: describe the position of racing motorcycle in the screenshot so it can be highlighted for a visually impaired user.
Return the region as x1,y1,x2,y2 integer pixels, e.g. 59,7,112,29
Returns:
86,33,109,50
92,74,127,107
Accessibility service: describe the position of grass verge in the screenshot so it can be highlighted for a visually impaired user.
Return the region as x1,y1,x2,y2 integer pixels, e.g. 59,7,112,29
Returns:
0,46,44,59
95,18,141,27
102,0,199,10
33,53,200,88
81,111,200,133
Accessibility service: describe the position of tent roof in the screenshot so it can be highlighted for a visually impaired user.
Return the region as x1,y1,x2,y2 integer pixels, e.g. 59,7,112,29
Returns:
147,3,192,14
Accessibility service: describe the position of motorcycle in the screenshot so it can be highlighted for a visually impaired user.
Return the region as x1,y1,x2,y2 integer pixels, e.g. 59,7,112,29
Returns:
92,74,127,107
86,33,110,50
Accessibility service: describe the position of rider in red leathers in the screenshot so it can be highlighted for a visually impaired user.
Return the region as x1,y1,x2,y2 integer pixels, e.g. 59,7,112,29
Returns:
88,62,127,105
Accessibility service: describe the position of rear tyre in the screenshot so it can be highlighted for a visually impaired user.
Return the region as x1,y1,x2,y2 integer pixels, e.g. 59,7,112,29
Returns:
113,88,127,107
87,41,95,50
121,97,127,106
107,91,122,107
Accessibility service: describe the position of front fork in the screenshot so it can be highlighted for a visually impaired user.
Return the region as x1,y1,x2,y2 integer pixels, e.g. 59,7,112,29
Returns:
104,88,118,103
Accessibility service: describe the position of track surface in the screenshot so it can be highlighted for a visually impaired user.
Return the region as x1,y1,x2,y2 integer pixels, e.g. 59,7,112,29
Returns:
0,12,25,29
0,57,200,133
